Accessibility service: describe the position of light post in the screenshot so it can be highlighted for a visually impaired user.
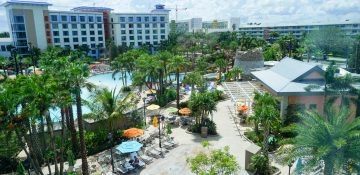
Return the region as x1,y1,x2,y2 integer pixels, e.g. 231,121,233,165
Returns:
142,97,147,128
107,133,114,173
288,160,295,175
158,115,165,156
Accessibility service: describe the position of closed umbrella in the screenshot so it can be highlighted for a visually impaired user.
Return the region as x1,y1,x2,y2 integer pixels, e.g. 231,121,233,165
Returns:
116,141,143,154
123,128,144,138
146,104,160,110
145,89,156,94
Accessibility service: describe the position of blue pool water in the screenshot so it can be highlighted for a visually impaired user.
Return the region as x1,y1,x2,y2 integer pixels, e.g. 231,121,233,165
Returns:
50,72,184,121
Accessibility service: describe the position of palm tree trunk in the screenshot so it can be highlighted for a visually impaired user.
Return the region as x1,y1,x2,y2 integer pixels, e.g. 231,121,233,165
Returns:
176,70,180,110
263,125,269,154
75,84,89,175
324,159,334,175
68,105,78,154
44,112,59,175
59,108,66,175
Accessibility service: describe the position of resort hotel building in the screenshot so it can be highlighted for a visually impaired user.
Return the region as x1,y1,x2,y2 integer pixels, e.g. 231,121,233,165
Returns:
238,20,360,40
172,17,241,33
1,1,170,57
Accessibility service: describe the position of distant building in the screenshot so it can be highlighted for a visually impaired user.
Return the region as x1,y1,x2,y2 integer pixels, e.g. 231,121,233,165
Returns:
0,38,12,57
1,1,170,57
238,21,360,40
174,17,240,33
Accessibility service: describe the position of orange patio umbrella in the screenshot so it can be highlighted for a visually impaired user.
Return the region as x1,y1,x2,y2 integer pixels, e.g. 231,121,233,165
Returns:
35,70,43,75
179,108,191,115
122,128,144,138
0,75,4,79
238,105,248,112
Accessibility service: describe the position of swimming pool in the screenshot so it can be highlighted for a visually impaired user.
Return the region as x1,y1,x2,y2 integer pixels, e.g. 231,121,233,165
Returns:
50,72,185,121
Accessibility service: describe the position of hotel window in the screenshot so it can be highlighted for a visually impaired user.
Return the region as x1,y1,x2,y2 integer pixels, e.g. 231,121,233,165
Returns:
81,31,87,35
137,36,142,40
129,36,134,40
309,104,317,110
50,15,57,22
98,31,103,35
129,24,134,28
88,16,94,22
145,24,150,28
152,16,157,22
129,30,134,34
64,38,70,43
160,16,165,21
89,24,94,29
61,15,67,22
90,31,95,35
1,45,5,51
160,29,165,34
121,30,126,34
137,30,142,34
74,44,79,49
97,24,102,28
121,36,126,41
70,16,77,22
96,16,102,22
90,37,95,42
153,30,157,34
154,41,158,45
145,30,150,34
160,23,165,28
72,31,78,36
120,24,126,28
63,31,69,36
161,35,165,39
51,23,59,29
137,24,142,28
144,16,150,22
98,43,103,47
128,17,134,22
44,16,49,21
130,42,134,46
91,44,96,48
153,24,157,28
79,16,86,22
81,24,86,29
120,17,126,22
138,42,142,46
62,24,68,29
98,37,103,41
54,38,60,43
82,37,87,42
53,31,59,36
136,17,141,22
153,35,158,40
72,24,77,29
145,35,150,40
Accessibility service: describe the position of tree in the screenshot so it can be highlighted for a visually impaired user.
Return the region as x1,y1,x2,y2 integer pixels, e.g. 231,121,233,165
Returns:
263,43,282,61
168,55,190,109
348,35,360,73
182,72,205,95
215,56,227,81
189,92,217,125
250,152,271,175
291,107,360,174
88,87,135,131
0,56,9,75
187,141,240,175
276,35,300,58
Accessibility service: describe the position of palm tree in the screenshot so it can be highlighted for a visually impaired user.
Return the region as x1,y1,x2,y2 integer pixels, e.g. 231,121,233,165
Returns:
0,56,8,75
88,87,135,130
189,92,217,124
182,72,205,95
215,57,227,81
292,107,360,174
168,55,190,109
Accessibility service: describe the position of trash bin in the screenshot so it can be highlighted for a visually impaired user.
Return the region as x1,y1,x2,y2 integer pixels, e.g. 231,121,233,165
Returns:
201,127,208,138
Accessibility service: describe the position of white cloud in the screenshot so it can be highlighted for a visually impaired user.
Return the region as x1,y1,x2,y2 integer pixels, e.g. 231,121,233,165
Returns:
0,0,359,32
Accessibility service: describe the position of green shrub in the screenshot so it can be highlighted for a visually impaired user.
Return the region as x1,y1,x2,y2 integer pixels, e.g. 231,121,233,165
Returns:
209,90,225,101
121,86,131,92
188,118,217,135
180,101,189,108
156,88,177,107
16,162,25,175
244,130,263,146
84,129,109,154
67,150,75,167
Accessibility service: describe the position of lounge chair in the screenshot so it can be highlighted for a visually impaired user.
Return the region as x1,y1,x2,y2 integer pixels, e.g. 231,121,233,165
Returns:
138,150,153,164
146,149,161,159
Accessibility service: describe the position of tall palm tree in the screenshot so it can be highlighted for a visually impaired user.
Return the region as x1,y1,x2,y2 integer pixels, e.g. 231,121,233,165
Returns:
182,71,204,95
168,55,190,109
88,87,135,130
189,92,217,124
292,107,360,174
215,57,227,81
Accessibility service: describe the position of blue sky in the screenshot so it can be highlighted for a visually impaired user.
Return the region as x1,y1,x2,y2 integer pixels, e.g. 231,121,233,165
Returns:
0,0,359,32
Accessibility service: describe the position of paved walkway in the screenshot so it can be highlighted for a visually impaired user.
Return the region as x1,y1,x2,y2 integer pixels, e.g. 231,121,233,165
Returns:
141,99,259,175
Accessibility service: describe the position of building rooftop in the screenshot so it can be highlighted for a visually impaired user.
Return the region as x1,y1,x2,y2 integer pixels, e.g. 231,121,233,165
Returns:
251,57,325,95
71,6,113,12
1,0,52,7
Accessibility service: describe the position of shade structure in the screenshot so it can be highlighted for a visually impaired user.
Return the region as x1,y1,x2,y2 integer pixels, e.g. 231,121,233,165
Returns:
179,108,191,115
146,104,160,110
122,128,144,138
238,105,248,112
145,89,156,94
165,107,178,113
115,141,143,154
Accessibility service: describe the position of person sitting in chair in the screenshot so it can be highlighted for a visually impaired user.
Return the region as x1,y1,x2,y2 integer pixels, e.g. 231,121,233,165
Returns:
132,156,140,168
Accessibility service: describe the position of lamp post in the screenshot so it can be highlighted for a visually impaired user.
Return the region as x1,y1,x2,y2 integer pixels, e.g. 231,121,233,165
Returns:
142,97,147,128
158,115,165,155
288,160,295,175
107,133,114,173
